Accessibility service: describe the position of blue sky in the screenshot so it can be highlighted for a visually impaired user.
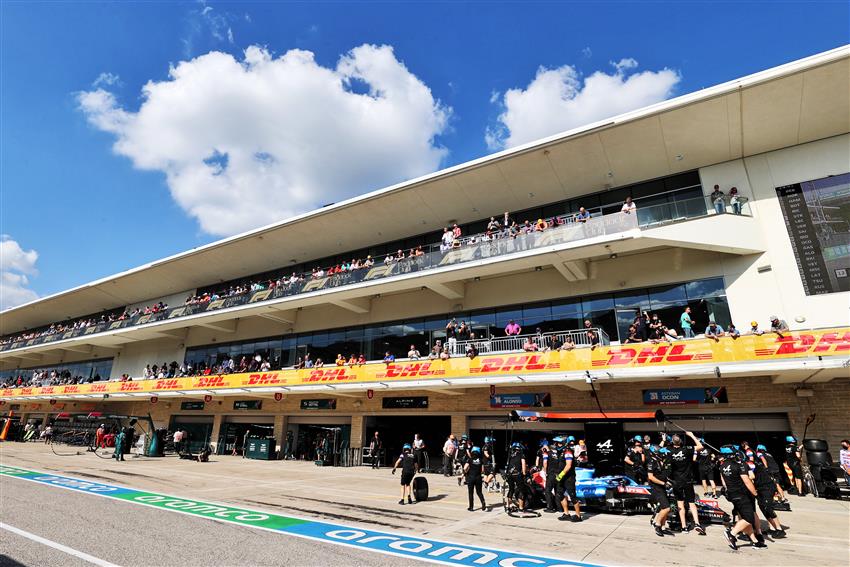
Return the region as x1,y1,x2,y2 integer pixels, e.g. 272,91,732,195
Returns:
1,1,848,308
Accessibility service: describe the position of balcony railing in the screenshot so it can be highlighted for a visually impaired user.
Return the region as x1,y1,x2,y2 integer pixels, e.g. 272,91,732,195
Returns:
448,328,610,356
0,193,751,354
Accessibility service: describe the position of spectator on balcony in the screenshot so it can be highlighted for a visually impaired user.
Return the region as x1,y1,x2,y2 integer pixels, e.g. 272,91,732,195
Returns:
680,307,696,339
584,320,600,350
623,325,642,344
260,359,271,371
383,351,395,365
547,335,563,351
347,354,357,367
304,354,314,369
575,207,590,223
357,354,366,365
364,255,375,268
621,197,636,214
729,187,743,215
523,337,539,352
408,345,421,360
452,223,462,240
535,218,547,231
314,358,324,368
446,319,458,349
336,354,346,366
466,343,478,360
428,346,440,360
441,228,454,252
704,321,725,342
457,321,471,341
561,335,576,351
504,319,522,336
769,315,789,338
503,211,513,228
748,320,764,336
440,346,451,360
634,310,649,341
727,323,741,339
710,185,726,214
487,217,500,232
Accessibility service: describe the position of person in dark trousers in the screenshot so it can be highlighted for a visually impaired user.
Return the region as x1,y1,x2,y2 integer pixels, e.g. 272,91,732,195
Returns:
719,446,765,549
668,432,706,534
464,446,488,511
113,427,126,461
505,442,528,511
648,447,672,537
750,445,786,538
784,435,804,496
695,441,718,498
370,431,382,469
544,438,560,513
757,444,787,502
392,443,418,505
556,436,582,522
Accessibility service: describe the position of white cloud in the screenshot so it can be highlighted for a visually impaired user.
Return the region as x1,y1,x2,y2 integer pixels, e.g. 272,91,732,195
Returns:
0,236,39,311
486,58,680,149
93,72,122,88
78,44,451,236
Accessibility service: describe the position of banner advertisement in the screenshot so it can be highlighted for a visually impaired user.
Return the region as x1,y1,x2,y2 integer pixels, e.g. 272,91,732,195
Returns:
2,328,848,400
489,392,551,408
642,386,728,405
300,399,337,410
381,396,428,409
181,401,205,411
234,400,263,410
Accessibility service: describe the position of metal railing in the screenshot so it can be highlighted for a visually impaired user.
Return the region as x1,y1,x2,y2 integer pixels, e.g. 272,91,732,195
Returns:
1,191,750,354
448,328,610,356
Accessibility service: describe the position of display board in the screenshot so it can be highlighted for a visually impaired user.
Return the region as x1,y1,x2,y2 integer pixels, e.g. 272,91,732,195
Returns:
776,172,850,295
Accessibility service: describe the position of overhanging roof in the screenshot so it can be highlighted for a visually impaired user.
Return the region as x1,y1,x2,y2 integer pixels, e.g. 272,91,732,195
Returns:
3,45,849,335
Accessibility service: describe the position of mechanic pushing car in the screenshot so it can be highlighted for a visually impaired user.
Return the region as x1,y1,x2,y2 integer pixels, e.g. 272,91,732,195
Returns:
647,446,672,537
624,435,646,482
784,435,805,496
506,442,529,511
756,444,787,503
719,446,766,549
668,432,706,534
544,438,561,513
749,444,786,538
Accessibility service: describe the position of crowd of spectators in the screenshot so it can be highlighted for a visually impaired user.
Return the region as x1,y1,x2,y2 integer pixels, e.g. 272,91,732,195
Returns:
0,368,103,389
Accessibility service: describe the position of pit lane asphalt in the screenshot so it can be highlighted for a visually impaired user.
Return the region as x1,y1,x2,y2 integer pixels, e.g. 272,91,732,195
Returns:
0,479,398,567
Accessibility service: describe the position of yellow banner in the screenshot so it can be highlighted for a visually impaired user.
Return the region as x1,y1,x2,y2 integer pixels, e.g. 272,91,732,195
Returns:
2,328,847,399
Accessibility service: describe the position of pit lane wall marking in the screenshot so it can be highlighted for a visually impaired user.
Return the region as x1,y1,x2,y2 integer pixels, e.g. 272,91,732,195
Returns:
0,465,600,567
2,327,848,400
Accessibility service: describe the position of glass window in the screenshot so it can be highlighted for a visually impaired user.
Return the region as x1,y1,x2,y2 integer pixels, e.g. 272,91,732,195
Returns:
649,284,687,309
614,290,650,309
582,295,614,312
522,304,551,328
495,308,523,330
686,277,726,299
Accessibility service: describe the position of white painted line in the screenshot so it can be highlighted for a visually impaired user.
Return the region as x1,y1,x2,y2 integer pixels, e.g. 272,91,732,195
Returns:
0,522,121,567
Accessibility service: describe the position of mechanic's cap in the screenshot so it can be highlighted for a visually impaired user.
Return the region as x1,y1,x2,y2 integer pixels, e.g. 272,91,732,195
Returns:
750,320,758,327
757,444,767,451
511,442,523,449
566,435,576,443
770,315,778,321
719,446,734,455
539,439,549,446
552,436,566,444
461,434,468,440
785,435,796,443
472,446,481,454
403,443,412,450
633,435,642,443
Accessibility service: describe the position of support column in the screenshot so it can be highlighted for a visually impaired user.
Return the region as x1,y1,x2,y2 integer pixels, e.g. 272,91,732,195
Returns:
209,414,223,453
273,414,287,456
350,414,365,449
451,414,468,437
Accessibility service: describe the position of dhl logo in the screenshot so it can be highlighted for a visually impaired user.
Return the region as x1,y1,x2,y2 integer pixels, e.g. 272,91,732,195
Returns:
592,344,712,366
244,373,287,385
1,389,12,396
62,386,79,393
470,354,560,374
120,382,143,391
154,379,181,390
20,388,34,395
90,384,108,393
41,387,55,394
755,332,850,356
302,369,358,382
383,362,446,378
193,376,227,388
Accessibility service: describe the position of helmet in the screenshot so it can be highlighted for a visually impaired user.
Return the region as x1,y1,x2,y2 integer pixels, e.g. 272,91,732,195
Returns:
484,436,494,444
720,446,735,455
471,446,481,454
552,436,566,444
402,443,412,450
461,434,468,441
511,442,523,450
539,439,549,447
785,435,796,443
633,435,642,442
750,320,758,327
757,444,767,451
566,435,576,443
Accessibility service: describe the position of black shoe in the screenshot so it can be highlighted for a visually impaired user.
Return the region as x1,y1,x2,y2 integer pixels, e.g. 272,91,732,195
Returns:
467,507,474,511
724,528,737,550
751,541,767,549
655,525,664,537
571,515,582,522
544,508,557,513
481,504,487,511
558,514,571,521
457,477,462,486
408,497,413,504
399,499,405,505
773,529,787,539
694,525,706,536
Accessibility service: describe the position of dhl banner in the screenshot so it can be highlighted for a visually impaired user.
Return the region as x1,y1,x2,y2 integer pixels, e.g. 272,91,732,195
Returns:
2,328,848,400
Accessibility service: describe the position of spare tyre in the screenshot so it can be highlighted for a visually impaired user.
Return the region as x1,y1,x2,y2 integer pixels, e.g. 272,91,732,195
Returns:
804,439,828,452
805,451,832,467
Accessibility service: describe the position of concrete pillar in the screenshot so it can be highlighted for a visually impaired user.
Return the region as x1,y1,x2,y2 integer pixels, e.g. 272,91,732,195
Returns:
451,414,468,437
209,414,223,453
273,414,287,455
350,414,365,448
